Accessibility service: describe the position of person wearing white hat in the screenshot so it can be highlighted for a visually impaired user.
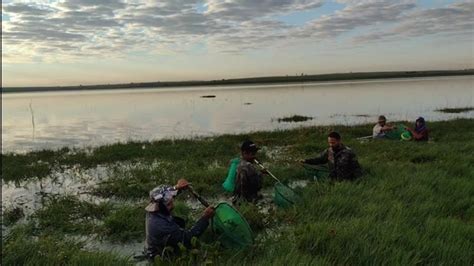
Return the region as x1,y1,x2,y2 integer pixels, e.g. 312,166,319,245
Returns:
373,115,395,138
144,179,214,260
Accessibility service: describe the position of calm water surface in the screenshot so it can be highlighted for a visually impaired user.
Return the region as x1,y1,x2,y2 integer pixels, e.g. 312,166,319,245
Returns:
2,76,473,153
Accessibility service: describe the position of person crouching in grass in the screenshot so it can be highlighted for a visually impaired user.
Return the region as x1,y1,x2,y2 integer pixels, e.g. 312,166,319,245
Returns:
300,132,362,181
373,115,395,139
144,179,215,260
233,140,265,204
405,117,429,141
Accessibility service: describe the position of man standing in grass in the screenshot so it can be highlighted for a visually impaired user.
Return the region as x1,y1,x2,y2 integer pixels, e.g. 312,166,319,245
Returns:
300,132,362,181
233,140,264,203
144,179,214,260
373,115,395,138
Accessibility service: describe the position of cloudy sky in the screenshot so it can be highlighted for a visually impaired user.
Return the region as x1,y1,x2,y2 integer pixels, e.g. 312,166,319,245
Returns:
2,0,473,87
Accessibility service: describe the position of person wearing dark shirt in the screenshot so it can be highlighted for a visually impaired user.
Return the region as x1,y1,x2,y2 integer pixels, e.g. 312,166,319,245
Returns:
406,117,429,141
144,179,214,260
300,132,362,181
233,140,265,203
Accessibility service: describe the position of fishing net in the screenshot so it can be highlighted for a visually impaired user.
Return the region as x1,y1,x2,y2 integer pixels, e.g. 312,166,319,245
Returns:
273,182,301,208
222,158,240,192
211,202,253,249
302,164,330,180
385,124,409,140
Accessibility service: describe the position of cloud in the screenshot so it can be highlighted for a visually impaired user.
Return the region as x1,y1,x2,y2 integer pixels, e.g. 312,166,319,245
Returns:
59,0,126,10
353,1,474,43
206,0,324,20
298,0,416,39
3,3,54,16
2,0,473,63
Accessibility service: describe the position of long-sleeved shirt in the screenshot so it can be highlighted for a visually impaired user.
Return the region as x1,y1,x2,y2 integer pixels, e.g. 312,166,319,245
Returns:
145,212,209,259
304,145,362,181
233,160,263,202
413,128,429,141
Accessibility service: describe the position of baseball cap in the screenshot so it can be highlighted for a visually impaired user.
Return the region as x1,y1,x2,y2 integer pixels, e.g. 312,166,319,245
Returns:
241,140,259,152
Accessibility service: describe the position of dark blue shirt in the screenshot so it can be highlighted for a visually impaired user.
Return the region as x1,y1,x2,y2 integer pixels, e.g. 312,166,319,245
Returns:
145,212,209,258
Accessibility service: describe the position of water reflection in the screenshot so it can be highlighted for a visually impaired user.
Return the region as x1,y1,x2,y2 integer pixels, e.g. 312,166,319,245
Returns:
2,76,473,153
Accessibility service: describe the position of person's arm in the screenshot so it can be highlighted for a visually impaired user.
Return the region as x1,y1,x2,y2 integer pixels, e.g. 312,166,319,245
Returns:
304,149,329,165
410,128,428,141
381,125,394,132
166,210,213,249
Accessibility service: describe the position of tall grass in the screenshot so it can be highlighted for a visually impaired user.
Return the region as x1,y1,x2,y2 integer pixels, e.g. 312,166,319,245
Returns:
2,119,473,265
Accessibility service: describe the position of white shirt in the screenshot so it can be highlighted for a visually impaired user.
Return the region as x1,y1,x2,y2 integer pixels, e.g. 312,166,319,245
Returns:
373,124,383,137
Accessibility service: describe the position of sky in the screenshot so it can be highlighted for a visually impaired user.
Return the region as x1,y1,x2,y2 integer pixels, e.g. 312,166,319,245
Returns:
2,0,473,87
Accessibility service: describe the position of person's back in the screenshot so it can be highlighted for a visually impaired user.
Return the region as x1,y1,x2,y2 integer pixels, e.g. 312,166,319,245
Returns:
234,159,262,202
373,123,384,138
233,140,263,203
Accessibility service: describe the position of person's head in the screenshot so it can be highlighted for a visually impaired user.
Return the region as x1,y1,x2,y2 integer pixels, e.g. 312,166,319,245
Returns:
378,115,387,126
145,185,178,214
415,117,425,128
327,131,342,149
241,140,259,162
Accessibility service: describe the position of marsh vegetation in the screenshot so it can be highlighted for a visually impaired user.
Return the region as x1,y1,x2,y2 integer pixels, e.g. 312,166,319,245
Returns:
2,119,473,265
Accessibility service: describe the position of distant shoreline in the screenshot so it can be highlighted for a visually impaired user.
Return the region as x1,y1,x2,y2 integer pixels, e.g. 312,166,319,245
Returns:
2,69,473,94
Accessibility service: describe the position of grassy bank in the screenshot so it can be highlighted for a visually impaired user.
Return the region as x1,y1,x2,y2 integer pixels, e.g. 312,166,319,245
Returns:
2,69,473,93
436,107,474,113
2,119,474,265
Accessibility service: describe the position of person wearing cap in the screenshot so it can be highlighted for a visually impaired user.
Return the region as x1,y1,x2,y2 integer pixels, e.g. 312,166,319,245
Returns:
144,179,214,260
299,132,362,181
405,117,429,141
233,140,265,203
373,115,395,138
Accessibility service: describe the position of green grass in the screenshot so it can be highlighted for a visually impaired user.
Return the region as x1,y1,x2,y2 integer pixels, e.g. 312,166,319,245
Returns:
2,207,24,227
436,107,474,113
2,119,474,265
276,115,313,123
2,225,131,265
34,195,111,235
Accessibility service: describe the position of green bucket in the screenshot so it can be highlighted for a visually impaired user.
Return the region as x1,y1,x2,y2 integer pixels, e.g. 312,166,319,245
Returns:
273,183,301,208
401,131,412,141
211,202,253,249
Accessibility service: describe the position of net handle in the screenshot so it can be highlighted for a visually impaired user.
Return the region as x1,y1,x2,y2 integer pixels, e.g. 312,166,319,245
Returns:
254,159,282,184
188,186,210,207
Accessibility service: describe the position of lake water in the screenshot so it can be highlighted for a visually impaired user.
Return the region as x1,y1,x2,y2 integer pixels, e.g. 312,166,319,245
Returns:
2,76,473,153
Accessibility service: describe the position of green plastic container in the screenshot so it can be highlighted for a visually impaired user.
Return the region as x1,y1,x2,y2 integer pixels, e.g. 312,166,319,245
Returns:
273,183,301,208
222,158,240,192
211,202,253,249
385,124,408,140
401,131,412,141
